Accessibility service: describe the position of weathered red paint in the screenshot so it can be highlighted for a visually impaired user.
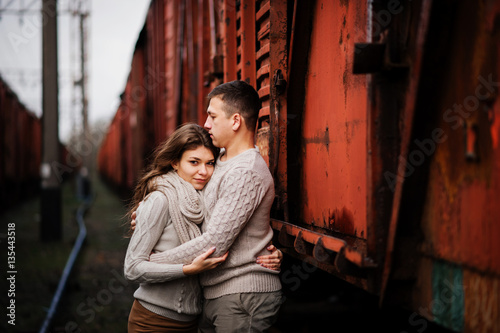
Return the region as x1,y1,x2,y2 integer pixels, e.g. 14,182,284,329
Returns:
420,0,500,275
300,1,368,239
220,0,237,82
0,76,43,212
268,0,288,218
379,0,433,305
464,270,500,333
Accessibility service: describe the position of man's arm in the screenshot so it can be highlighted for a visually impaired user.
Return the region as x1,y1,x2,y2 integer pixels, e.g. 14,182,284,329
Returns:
150,169,264,265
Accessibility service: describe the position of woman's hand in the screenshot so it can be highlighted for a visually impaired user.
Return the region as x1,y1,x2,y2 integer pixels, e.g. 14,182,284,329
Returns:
130,211,137,231
256,244,283,271
130,201,142,232
182,247,228,275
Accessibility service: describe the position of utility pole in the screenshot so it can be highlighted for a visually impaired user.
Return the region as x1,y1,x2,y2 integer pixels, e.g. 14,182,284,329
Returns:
80,13,88,145
77,5,91,198
80,13,88,144
41,0,61,241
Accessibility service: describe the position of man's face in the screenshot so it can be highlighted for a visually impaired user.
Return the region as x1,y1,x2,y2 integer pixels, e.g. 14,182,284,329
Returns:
204,97,234,148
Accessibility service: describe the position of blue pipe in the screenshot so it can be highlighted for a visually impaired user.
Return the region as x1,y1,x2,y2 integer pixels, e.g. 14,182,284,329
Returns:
38,196,91,333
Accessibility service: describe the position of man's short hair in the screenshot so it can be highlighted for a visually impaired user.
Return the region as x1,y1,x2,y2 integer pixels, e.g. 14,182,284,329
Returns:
207,80,261,131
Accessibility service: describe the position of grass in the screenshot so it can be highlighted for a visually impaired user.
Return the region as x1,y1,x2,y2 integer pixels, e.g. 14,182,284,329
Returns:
0,173,136,333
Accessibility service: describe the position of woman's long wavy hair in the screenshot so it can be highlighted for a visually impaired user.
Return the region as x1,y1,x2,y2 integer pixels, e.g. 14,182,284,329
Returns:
126,123,219,234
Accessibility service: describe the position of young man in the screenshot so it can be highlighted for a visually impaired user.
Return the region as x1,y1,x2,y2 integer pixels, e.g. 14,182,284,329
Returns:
146,80,283,332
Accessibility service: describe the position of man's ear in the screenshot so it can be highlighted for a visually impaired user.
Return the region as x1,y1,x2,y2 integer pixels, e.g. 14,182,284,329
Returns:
232,113,242,131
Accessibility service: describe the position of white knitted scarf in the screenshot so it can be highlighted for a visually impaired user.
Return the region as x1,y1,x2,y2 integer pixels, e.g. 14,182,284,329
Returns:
152,171,204,244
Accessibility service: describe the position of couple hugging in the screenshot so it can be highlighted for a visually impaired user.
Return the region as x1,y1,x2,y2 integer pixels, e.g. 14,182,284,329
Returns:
124,80,283,332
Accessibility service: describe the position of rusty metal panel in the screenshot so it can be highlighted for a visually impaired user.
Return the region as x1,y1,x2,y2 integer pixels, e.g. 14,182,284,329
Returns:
376,0,433,304
268,0,288,220
153,0,166,139
181,0,198,124
391,2,500,331
196,0,215,123
109,119,116,185
129,47,147,184
123,82,134,189
114,106,124,187
217,0,235,81
254,0,288,218
0,76,43,212
117,109,124,186
110,110,121,186
420,0,500,276
105,119,118,185
164,0,179,137
255,0,272,167
147,2,164,144
463,269,500,333
300,1,368,239
239,0,256,85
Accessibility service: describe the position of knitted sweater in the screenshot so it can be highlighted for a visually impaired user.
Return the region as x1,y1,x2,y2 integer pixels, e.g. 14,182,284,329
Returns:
124,190,202,321
150,147,281,299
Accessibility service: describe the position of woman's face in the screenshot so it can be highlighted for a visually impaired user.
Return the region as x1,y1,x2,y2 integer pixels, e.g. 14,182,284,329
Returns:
172,146,215,190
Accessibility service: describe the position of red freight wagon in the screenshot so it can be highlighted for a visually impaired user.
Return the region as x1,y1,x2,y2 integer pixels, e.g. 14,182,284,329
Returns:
97,1,500,331
0,75,43,212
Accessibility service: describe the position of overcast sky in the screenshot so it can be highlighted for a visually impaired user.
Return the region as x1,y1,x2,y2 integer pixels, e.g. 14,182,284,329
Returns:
0,0,151,143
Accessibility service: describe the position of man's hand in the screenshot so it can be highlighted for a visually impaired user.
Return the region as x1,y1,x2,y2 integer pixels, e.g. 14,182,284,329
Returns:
182,247,228,275
256,244,283,271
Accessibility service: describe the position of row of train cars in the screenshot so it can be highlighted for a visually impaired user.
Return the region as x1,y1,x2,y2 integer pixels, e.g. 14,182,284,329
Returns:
0,73,75,215
97,0,500,332
0,75,72,214
0,75,41,212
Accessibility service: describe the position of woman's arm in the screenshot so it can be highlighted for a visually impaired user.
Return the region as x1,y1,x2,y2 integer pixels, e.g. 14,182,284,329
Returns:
124,192,186,283
131,209,270,271
149,170,264,265
182,247,228,275
124,193,227,282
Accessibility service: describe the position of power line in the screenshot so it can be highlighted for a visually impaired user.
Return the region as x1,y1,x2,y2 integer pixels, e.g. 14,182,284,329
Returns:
0,0,88,17
0,0,90,140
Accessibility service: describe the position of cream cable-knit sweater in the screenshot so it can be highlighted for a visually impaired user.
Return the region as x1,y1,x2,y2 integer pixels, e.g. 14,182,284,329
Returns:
124,182,203,321
150,147,281,299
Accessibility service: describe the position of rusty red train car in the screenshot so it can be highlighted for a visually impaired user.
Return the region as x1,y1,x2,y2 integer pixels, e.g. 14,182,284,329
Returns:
97,1,500,331
0,75,71,213
0,75,43,213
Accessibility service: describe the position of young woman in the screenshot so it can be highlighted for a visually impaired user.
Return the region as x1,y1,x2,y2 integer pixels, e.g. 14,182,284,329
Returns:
124,123,280,332
124,123,225,332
